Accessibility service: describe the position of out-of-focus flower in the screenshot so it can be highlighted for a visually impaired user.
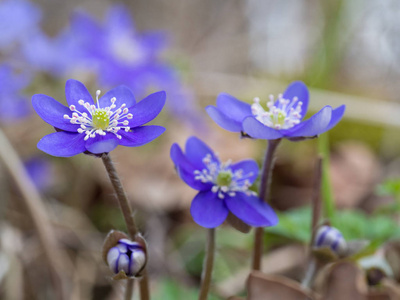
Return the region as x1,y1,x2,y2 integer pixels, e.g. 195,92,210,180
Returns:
20,30,81,76
170,136,278,228
0,64,31,121
24,156,53,191
206,81,345,140
69,5,169,94
67,5,204,129
313,225,347,257
32,79,165,157
107,238,146,277
0,0,41,51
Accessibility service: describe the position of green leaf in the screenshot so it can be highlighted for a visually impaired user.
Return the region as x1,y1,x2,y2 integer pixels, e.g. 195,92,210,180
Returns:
266,206,312,243
376,178,400,198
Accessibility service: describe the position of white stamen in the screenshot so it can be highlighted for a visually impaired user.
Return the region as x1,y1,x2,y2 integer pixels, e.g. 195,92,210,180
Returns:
64,92,134,140
193,153,257,199
251,94,303,130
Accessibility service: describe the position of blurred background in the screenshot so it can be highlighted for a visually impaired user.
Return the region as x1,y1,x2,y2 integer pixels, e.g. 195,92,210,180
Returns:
2,0,400,299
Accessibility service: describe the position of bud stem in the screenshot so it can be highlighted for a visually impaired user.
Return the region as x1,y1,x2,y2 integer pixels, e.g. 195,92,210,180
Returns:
252,139,281,271
101,154,149,300
302,156,323,289
198,228,216,300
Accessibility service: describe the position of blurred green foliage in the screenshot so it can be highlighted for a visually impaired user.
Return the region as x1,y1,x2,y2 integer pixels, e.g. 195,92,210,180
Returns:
266,206,400,249
153,279,221,300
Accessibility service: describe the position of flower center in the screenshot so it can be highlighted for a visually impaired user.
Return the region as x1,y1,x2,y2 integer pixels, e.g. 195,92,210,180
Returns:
251,94,303,130
92,110,110,130
193,154,256,199
110,34,145,65
64,90,133,140
216,171,232,187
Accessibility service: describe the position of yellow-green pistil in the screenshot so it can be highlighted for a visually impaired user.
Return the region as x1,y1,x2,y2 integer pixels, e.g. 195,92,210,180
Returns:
92,110,110,130
216,171,233,187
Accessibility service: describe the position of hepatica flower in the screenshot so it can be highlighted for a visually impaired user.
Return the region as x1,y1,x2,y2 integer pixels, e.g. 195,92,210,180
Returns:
170,137,278,228
206,81,345,140
32,79,165,157
70,5,168,93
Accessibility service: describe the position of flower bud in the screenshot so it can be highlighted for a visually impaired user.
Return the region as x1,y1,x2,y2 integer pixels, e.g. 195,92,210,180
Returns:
107,239,146,277
102,230,147,279
314,225,347,257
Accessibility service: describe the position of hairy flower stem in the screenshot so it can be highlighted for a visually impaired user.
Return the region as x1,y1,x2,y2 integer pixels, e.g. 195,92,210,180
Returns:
252,139,281,271
318,132,335,220
198,228,216,300
0,128,68,300
101,154,149,300
301,157,323,289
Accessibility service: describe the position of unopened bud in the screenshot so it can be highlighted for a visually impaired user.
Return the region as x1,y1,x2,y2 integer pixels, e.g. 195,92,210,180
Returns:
107,239,146,277
314,225,347,257
102,230,147,279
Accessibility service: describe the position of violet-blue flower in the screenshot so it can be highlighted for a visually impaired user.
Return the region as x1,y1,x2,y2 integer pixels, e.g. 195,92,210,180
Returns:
32,79,166,157
170,136,278,228
69,5,169,94
206,81,345,140
66,4,205,130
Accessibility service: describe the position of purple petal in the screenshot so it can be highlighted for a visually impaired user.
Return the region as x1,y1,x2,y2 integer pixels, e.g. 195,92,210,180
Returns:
287,106,332,138
282,81,309,117
190,191,229,228
107,247,121,273
170,143,191,168
170,144,212,191
128,91,166,127
326,105,345,131
230,160,259,185
216,93,252,122
118,125,165,147
37,132,86,157
84,133,119,154
70,11,103,46
118,253,130,274
242,117,283,140
185,136,218,170
99,85,136,109
119,239,141,249
106,4,135,32
65,79,94,107
225,193,278,227
32,94,78,132
205,105,243,132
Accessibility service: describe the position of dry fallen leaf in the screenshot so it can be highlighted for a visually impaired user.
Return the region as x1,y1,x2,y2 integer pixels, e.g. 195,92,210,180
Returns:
247,271,316,300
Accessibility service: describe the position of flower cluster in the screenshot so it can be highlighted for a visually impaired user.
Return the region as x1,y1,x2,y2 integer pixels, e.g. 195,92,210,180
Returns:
206,81,345,140
170,136,278,228
32,79,166,157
